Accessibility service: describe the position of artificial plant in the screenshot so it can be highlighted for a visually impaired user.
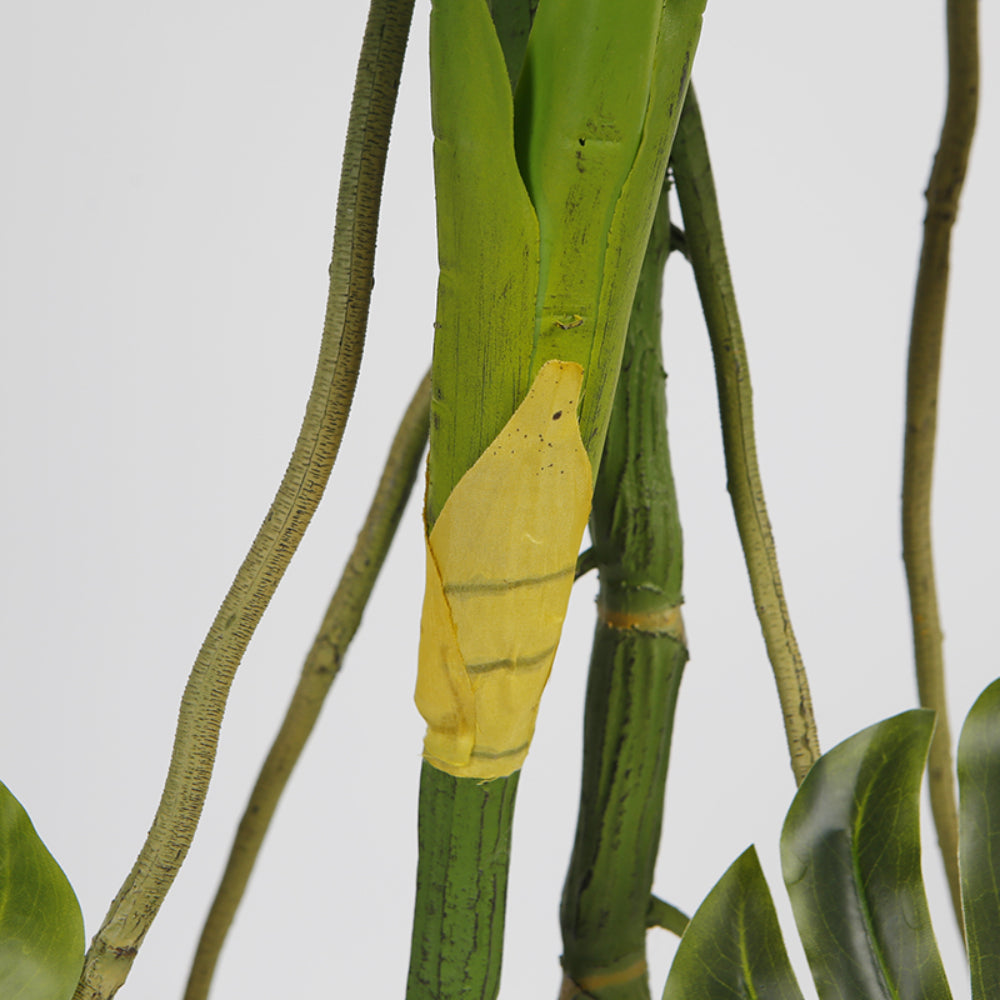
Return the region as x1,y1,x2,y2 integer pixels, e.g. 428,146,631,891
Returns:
0,0,985,997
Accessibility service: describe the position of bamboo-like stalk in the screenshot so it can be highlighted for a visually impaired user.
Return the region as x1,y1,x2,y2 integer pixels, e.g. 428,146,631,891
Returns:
406,764,521,1000
671,87,820,786
72,2,415,996
902,0,979,939
409,4,705,994
406,6,534,994
559,183,687,1000
183,372,429,1000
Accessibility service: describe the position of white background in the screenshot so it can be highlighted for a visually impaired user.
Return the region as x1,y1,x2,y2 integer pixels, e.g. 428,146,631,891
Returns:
1,1,997,997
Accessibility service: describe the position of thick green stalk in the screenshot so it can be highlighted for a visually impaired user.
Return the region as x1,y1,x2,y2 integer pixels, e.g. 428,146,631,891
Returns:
902,0,979,939
406,765,520,999
426,0,705,523
560,185,687,1000
183,373,430,1000
71,2,415,996
671,87,820,786
412,4,705,996
514,0,707,464
410,6,534,996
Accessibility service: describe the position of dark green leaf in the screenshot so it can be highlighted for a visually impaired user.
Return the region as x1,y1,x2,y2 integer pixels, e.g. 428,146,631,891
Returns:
958,676,1000,1000
780,709,951,1000
661,846,805,1000
0,780,84,1000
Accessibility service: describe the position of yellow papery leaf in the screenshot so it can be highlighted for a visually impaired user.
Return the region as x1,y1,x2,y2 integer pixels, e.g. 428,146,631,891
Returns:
416,360,593,779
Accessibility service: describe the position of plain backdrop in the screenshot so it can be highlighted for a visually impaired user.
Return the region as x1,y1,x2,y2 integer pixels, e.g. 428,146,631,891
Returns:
1,1,997,997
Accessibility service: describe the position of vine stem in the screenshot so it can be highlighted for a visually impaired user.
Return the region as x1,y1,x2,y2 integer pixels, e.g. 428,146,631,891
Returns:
902,0,979,940
671,87,820,786
183,372,429,1000
72,1,416,996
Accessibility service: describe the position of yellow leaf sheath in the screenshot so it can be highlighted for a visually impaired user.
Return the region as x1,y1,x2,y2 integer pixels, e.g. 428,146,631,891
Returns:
416,360,593,779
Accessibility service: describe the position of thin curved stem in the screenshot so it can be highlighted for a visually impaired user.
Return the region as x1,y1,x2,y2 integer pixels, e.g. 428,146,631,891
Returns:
73,2,415,996
902,0,979,941
645,896,690,938
184,372,429,1000
671,86,820,786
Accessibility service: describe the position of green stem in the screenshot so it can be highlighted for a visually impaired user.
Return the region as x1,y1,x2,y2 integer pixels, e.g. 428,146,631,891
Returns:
406,764,520,1000
72,2,415,996
575,547,598,580
559,182,687,1000
645,897,690,937
671,86,820,786
413,6,704,995
183,372,430,1000
406,7,534,995
902,0,979,941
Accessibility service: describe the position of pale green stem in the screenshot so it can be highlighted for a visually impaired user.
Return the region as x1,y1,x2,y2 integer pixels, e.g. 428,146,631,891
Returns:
671,87,820,786
902,0,979,942
183,372,429,1000
72,2,415,996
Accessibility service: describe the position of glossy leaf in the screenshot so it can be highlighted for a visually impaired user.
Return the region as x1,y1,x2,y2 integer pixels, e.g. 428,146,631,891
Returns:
0,780,84,1000
661,846,805,1000
958,676,1000,1000
780,709,951,1000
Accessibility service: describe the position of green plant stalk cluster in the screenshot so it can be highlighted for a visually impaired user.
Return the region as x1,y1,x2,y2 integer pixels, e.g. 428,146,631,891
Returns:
72,1,416,996
670,88,819,786
412,1,705,995
560,184,687,1000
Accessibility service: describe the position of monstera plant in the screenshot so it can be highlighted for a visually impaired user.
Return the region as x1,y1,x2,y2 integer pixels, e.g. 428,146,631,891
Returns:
0,0,986,998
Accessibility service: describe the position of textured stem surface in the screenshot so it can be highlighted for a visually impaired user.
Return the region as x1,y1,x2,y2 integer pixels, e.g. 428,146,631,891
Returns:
184,373,429,1000
560,183,687,1000
671,87,820,785
405,6,534,994
406,764,520,1000
73,2,415,995
411,4,704,995
902,0,979,939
